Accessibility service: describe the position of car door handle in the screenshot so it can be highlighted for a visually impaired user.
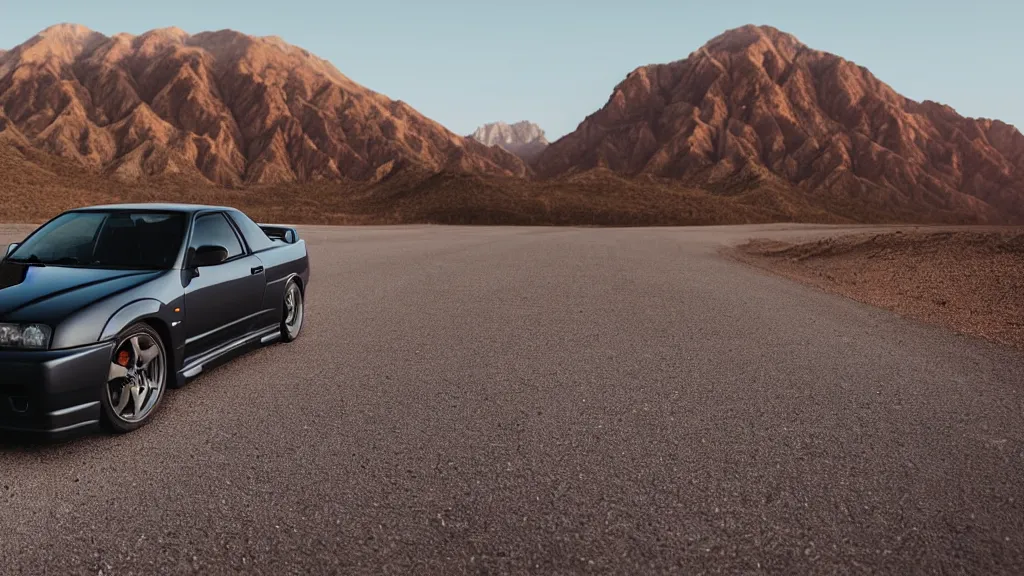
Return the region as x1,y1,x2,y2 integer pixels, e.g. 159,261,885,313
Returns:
251,265,264,275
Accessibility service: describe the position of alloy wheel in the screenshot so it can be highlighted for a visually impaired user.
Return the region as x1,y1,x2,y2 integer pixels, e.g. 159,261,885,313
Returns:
284,282,304,338
106,332,166,423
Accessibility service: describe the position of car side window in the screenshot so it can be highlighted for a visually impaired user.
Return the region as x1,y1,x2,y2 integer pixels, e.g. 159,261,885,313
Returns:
227,211,275,253
189,213,244,261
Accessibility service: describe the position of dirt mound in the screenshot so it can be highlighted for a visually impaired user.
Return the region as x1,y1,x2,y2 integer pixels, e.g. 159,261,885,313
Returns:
736,229,1024,350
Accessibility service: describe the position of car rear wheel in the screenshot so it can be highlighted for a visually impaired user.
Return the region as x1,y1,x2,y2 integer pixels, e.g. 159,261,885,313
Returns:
281,279,304,342
100,322,168,433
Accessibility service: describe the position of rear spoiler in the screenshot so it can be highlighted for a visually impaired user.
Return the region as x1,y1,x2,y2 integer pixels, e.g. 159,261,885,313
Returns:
259,224,299,244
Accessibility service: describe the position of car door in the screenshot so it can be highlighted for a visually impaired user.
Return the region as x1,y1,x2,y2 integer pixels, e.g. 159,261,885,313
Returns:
182,212,266,362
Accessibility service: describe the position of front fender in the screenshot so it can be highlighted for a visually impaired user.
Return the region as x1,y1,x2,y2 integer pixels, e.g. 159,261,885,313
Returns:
44,270,184,350
99,299,164,341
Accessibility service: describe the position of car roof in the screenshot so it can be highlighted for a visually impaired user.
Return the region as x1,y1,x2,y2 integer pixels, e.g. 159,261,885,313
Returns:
72,202,238,214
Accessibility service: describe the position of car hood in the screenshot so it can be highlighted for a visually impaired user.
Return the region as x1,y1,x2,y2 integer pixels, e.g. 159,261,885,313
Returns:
0,261,163,322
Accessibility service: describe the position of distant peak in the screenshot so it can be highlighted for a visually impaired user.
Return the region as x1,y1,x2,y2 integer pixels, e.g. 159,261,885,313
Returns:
38,23,97,38
189,28,289,43
509,120,541,130
703,24,806,53
722,24,787,36
471,121,547,142
10,23,108,65
470,122,549,162
189,28,252,43
185,29,260,56
143,26,190,39
33,23,108,48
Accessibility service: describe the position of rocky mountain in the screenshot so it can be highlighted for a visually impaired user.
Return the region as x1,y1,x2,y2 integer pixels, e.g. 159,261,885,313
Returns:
0,24,527,186
469,121,548,162
3,22,1023,226
535,25,1024,223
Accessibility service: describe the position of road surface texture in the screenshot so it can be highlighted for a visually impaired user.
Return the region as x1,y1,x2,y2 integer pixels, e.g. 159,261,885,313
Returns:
2,224,1023,575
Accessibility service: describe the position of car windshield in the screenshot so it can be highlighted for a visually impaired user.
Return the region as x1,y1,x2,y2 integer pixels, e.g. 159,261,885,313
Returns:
8,210,187,270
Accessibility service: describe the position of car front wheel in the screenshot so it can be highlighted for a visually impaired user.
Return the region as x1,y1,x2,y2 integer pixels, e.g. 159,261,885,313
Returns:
100,322,168,433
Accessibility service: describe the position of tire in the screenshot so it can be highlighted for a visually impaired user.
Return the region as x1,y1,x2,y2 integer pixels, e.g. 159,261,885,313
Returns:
280,279,304,343
100,322,168,433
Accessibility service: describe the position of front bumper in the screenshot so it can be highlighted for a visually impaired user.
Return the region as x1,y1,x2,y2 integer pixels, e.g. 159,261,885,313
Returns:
0,340,115,436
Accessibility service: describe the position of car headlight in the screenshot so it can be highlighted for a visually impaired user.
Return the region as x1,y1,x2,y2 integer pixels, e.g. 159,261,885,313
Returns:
0,323,52,349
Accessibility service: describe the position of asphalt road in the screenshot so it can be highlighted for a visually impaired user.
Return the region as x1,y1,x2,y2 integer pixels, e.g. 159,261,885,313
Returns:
2,223,1023,575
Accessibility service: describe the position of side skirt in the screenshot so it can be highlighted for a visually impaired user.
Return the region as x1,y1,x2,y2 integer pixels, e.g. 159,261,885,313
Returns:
175,325,280,384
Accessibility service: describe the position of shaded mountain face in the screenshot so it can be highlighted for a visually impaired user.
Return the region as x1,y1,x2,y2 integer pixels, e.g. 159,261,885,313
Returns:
535,25,1024,223
0,24,526,186
469,121,548,162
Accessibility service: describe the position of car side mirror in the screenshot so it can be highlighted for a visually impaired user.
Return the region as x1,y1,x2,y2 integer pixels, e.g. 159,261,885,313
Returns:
4,243,18,258
189,245,229,268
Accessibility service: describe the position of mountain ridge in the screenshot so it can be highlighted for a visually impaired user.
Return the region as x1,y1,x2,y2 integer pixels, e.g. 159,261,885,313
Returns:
534,24,1024,223
2,23,1023,225
0,23,527,186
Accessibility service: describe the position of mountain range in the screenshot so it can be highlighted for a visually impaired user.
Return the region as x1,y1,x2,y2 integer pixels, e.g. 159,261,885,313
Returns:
0,24,525,187
1,23,1023,225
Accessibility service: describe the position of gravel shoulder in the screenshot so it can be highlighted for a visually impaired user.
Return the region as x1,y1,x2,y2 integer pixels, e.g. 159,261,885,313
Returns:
731,229,1024,351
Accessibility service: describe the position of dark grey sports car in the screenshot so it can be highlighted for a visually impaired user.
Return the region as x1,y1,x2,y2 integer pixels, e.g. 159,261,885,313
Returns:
0,204,310,436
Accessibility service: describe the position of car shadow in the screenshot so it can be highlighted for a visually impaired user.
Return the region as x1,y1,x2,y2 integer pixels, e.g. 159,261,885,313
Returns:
0,430,91,451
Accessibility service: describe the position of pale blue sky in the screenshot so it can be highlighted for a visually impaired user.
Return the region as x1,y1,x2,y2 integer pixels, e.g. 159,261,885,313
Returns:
1,0,1019,139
